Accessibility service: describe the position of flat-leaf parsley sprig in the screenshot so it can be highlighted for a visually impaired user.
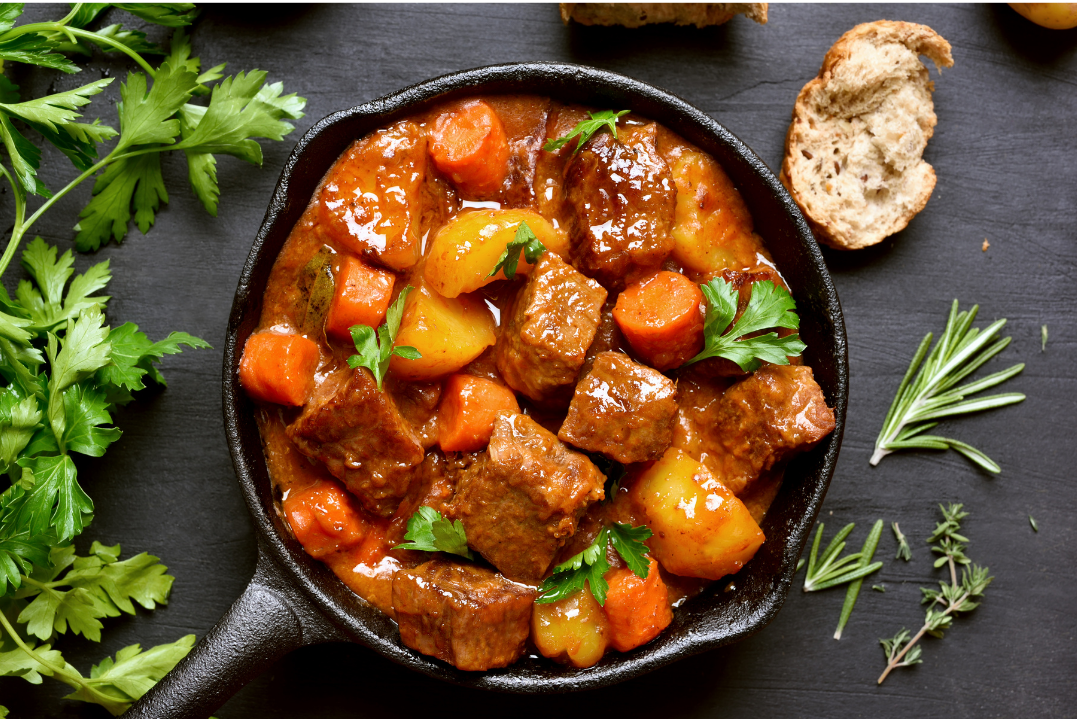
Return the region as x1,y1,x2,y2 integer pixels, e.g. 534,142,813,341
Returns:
877,504,993,684
347,286,421,390
393,507,472,559
684,277,806,372
488,220,546,281
537,523,652,606
871,300,1025,473
543,109,629,154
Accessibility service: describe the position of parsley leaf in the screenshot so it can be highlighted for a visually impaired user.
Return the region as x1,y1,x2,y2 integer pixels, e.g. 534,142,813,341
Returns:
14,454,90,543
393,506,473,559
67,634,195,710
0,4,24,32
347,286,420,390
487,220,546,281
45,308,112,446
0,640,67,685
685,277,806,373
74,153,168,250
113,59,197,153
113,3,199,28
14,237,111,334
96,323,209,402
0,112,51,197
0,33,80,74
543,109,630,154
0,79,118,172
536,522,652,606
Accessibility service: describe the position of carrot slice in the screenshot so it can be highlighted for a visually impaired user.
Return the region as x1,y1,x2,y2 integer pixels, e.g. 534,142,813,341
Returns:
429,100,511,195
325,254,396,339
238,332,320,406
282,480,368,558
613,271,704,370
602,558,673,652
437,374,520,452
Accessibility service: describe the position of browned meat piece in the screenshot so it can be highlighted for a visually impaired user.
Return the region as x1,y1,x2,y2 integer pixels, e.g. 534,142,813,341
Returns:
559,352,677,463
564,125,676,288
484,95,552,208
672,365,835,495
392,560,536,671
448,412,605,581
387,450,479,550
287,367,424,517
386,378,442,449
495,253,607,402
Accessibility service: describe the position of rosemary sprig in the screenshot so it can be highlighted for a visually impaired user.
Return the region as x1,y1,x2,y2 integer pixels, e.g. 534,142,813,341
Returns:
802,522,883,593
892,522,912,561
877,504,993,684
834,519,883,639
871,300,1026,473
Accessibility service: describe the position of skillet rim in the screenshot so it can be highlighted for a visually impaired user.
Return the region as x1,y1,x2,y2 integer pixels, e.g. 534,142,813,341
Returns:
223,61,848,692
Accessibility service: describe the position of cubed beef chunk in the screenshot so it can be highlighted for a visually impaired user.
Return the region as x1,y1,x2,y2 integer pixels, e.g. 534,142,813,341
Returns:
386,378,442,449
559,352,677,463
287,367,424,517
496,253,607,402
387,450,479,550
579,295,628,379
672,365,835,495
564,125,676,289
392,560,536,671
448,412,605,581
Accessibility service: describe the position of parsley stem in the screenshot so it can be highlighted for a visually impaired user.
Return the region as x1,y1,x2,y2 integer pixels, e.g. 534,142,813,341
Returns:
64,27,158,77
0,607,128,714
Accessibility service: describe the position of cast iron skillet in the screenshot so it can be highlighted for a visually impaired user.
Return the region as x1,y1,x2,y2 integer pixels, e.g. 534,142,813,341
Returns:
127,62,847,719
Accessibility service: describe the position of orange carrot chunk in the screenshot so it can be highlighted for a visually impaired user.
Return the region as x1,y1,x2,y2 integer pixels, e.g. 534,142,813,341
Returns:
602,558,673,652
429,100,510,195
238,332,320,406
282,480,368,558
437,374,520,452
613,271,704,370
325,254,396,339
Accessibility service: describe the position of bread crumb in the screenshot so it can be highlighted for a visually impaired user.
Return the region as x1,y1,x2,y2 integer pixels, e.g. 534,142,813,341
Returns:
982,238,990,252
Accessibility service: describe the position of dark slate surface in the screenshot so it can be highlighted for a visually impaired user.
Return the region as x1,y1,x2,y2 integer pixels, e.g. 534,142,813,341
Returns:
2,3,1075,718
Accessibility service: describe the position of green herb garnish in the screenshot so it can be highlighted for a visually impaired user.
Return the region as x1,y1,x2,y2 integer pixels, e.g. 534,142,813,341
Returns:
685,277,806,373
536,523,652,606
877,504,992,684
871,300,1025,473
347,286,421,390
393,506,473,559
1029,515,1038,532
872,585,886,592
802,522,883,593
487,220,546,281
834,519,883,640
543,109,629,154
892,521,912,561
1041,324,1048,352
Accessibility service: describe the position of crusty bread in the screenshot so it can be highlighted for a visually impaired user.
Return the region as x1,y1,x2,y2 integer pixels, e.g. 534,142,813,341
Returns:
780,21,953,250
560,3,767,28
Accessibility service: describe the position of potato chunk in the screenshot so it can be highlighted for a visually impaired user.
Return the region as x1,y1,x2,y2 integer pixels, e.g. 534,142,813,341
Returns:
630,448,764,580
669,149,758,278
389,279,496,380
423,209,570,298
531,588,610,668
318,121,426,270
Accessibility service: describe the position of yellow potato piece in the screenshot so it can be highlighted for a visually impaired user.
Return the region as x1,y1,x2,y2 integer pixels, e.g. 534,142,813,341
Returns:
631,447,765,580
389,279,495,380
531,588,610,668
423,209,570,298
1009,3,1077,28
670,150,759,277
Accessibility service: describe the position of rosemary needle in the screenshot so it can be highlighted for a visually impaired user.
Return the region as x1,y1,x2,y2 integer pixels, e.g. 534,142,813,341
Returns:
835,519,884,640
871,300,1025,473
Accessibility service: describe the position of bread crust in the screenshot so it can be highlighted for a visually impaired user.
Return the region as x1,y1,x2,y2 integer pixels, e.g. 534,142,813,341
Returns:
560,3,767,28
781,21,953,250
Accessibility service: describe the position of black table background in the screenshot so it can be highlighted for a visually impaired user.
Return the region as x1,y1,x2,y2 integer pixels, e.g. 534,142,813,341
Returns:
2,4,1075,718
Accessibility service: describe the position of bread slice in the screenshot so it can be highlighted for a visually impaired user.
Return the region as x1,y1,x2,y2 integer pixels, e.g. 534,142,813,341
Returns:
560,3,768,28
780,21,953,250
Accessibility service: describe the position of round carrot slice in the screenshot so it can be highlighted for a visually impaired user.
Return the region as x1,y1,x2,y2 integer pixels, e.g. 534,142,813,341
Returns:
429,100,510,195
613,271,704,370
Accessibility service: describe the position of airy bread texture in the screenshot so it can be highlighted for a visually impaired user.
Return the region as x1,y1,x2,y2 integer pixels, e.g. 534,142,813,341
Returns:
560,3,768,28
780,21,953,250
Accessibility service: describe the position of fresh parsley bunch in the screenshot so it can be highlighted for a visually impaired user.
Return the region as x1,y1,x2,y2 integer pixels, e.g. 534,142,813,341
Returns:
0,3,307,714
537,523,652,606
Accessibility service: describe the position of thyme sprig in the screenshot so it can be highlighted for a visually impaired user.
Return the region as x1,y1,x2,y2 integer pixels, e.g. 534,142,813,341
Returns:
871,300,1025,473
877,504,993,684
892,522,912,561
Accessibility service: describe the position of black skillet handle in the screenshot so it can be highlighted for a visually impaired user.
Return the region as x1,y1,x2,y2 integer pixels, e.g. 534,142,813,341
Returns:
123,547,346,719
